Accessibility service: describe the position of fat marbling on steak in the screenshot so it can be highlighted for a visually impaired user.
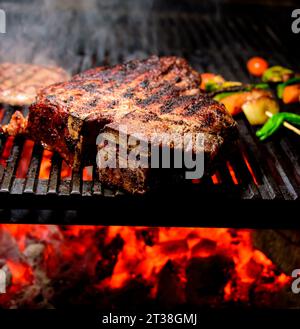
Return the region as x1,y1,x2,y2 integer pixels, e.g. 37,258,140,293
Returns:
27,56,238,193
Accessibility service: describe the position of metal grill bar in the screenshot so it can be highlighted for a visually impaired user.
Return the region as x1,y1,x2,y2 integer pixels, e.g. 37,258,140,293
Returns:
48,154,62,195
24,144,43,194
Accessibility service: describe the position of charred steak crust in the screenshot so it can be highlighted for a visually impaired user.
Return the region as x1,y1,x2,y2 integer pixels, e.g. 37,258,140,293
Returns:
28,56,237,192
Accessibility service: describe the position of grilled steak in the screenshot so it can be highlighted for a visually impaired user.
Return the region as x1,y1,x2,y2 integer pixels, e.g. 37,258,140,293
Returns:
0,63,70,106
28,56,238,193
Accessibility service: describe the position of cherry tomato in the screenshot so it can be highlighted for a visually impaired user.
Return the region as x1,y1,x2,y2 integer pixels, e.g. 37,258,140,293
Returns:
247,57,269,77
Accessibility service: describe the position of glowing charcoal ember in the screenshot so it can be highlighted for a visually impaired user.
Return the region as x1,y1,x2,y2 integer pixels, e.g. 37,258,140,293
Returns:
6,260,33,287
0,225,291,308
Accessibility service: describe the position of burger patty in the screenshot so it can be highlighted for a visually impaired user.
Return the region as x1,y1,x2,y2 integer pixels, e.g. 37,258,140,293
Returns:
0,63,70,106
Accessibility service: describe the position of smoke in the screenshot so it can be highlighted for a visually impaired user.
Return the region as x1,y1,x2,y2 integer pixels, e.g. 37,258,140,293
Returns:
0,0,78,70
0,0,155,72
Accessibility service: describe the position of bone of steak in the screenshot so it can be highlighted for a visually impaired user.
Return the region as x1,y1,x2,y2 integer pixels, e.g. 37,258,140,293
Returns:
28,56,238,193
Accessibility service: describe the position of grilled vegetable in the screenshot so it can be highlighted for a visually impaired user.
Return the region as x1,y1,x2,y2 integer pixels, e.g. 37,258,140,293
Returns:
277,77,300,99
262,66,294,83
278,112,300,126
213,85,274,117
200,74,225,91
200,73,216,89
247,57,269,77
282,84,300,104
256,112,300,140
242,90,279,125
214,91,250,116
209,85,246,99
220,81,243,89
213,91,241,101
256,114,284,140
253,83,270,90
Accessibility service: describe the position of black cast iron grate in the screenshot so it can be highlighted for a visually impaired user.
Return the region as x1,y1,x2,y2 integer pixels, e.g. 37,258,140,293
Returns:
0,4,299,226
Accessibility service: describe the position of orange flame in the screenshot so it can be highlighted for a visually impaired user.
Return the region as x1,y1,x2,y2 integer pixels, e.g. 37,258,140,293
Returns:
226,161,239,185
242,152,258,185
16,140,34,178
0,136,14,167
83,166,93,181
0,108,4,122
38,150,53,179
61,160,72,180
211,173,221,184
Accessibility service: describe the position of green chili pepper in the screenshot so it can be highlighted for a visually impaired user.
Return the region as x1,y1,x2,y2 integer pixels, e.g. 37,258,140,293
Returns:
256,112,300,140
256,115,284,140
281,112,300,125
277,77,300,98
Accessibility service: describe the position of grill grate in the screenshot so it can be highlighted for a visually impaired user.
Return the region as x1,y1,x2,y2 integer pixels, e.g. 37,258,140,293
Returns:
0,5,299,226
